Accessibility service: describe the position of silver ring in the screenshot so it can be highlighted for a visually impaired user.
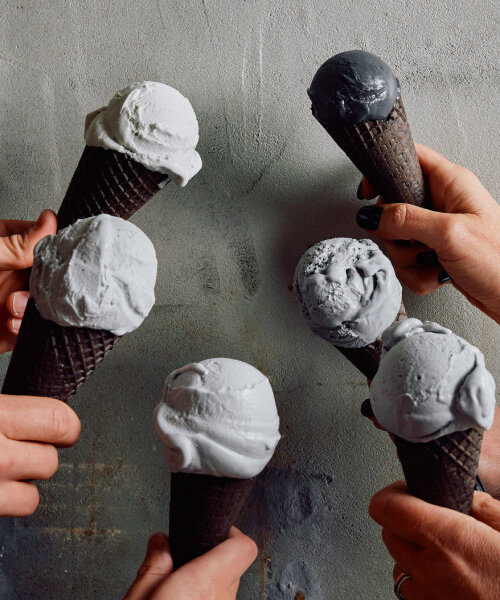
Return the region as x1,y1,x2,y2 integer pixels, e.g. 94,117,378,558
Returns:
394,572,412,599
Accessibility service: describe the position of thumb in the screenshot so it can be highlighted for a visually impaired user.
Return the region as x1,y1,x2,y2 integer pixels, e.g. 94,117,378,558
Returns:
0,210,57,271
123,533,173,600
472,492,500,533
356,202,456,253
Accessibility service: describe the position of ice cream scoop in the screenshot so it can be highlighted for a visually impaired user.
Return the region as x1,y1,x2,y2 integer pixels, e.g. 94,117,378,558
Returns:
308,50,400,126
155,358,280,569
371,319,496,443
369,318,495,514
85,81,202,187
307,50,427,207
30,214,157,336
154,358,280,479
294,238,402,349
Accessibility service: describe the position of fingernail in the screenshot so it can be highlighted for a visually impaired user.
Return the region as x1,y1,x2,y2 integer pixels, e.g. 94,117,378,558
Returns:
11,293,28,316
438,270,452,284
360,399,374,418
356,180,364,200
416,251,439,267
148,532,168,553
356,205,383,230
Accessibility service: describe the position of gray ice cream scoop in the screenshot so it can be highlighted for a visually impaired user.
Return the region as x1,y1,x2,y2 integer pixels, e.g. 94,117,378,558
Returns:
294,237,402,349
370,318,496,443
308,49,400,126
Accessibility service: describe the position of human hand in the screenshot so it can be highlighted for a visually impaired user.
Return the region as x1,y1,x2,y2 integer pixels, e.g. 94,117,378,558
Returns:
0,210,57,353
355,143,500,323
123,527,258,600
369,481,500,599
0,393,81,516
361,400,500,501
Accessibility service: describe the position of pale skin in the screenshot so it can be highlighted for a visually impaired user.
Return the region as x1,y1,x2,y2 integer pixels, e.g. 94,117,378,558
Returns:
357,144,500,598
0,210,256,597
0,210,81,516
123,528,258,600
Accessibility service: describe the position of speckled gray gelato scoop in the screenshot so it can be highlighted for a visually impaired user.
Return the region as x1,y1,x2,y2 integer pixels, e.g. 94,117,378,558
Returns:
370,319,496,443
294,238,402,348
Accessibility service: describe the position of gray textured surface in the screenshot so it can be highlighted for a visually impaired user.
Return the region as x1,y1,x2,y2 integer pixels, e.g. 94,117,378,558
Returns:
0,1,499,598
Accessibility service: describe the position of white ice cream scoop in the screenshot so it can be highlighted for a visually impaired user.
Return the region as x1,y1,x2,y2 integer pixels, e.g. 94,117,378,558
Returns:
154,358,281,479
30,214,157,336
370,318,496,442
85,81,202,186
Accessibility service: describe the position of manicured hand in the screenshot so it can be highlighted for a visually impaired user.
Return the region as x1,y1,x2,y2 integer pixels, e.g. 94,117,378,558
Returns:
370,481,500,599
123,527,258,600
0,210,57,352
0,393,81,516
356,144,500,323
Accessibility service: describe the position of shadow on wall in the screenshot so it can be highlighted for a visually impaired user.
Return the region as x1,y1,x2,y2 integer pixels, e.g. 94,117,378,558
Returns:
239,467,342,599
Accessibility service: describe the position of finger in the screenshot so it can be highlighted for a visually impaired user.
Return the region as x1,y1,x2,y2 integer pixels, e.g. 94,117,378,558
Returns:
0,210,57,271
0,480,40,516
123,533,173,600
393,265,447,295
471,492,500,532
157,527,257,592
393,565,420,600
383,240,436,269
369,481,463,548
0,438,59,480
381,528,421,575
357,176,377,200
0,220,36,236
7,317,23,335
356,202,458,254
0,395,81,447
6,291,29,317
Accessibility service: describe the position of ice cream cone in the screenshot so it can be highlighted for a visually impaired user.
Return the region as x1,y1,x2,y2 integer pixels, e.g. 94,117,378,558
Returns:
394,428,483,514
335,301,407,380
1,298,118,402
56,146,169,230
168,472,255,569
370,319,496,514
322,98,428,207
2,216,156,403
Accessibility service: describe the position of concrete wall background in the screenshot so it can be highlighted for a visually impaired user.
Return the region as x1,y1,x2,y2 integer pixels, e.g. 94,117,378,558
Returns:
0,1,498,598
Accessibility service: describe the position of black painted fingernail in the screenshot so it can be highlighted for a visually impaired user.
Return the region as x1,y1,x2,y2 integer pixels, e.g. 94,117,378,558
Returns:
356,205,383,230
356,180,364,200
360,399,374,418
438,270,451,284
416,250,439,267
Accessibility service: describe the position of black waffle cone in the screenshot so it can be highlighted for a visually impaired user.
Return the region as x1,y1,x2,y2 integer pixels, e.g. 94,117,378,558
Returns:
169,472,255,570
394,428,483,514
57,145,169,229
1,299,118,402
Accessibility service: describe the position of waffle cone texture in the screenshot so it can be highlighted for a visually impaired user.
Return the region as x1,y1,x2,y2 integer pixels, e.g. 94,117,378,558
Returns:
57,145,169,229
169,472,255,570
394,428,483,514
323,97,428,207
335,301,408,380
2,146,169,400
1,299,118,402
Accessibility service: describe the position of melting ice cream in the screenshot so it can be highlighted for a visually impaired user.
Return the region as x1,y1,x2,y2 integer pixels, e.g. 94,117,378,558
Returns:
85,81,202,186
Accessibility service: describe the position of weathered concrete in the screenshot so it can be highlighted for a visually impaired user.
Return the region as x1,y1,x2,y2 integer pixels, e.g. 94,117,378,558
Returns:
0,1,498,598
